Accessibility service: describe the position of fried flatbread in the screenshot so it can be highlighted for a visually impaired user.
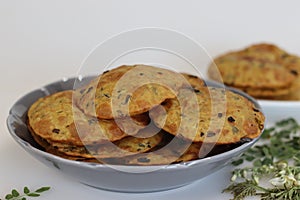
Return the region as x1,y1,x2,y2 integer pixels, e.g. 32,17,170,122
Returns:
46,126,164,159
28,90,149,146
208,54,295,89
75,65,188,119
208,43,300,100
150,87,265,144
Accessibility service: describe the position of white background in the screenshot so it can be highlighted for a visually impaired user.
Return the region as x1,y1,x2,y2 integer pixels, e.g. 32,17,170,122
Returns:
1,0,300,199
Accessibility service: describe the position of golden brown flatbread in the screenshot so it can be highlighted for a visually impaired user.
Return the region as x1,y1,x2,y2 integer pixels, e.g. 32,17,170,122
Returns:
28,90,149,146
45,126,164,159
75,65,189,119
208,53,295,89
208,43,300,100
150,87,265,144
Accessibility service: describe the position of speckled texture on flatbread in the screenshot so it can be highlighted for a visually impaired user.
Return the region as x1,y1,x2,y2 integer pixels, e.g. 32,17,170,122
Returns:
28,90,149,146
45,127,164,159
150,87,265,144
181,73,206,89
208,43,300,100
75,65,189,119
208,53,296,89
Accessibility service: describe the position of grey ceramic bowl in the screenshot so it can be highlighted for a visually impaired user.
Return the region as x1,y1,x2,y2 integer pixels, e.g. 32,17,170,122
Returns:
7,77,264,193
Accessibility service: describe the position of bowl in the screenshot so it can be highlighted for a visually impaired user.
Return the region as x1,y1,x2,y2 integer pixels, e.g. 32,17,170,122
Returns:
258,100,300,124
7,77,263,193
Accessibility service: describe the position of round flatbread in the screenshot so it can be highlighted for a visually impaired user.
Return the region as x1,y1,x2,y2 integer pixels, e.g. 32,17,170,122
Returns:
75,65,189,119
150,87,265,144
208,53,296,89
28,90,149,146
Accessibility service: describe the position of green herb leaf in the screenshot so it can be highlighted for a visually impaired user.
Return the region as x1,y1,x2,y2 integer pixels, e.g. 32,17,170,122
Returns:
27,193,40,197
5,194,13,200
231,159,243,166
23,187,30,194
34,187,50,193
224,118,300,200
11,190,19,198
1,186,50,200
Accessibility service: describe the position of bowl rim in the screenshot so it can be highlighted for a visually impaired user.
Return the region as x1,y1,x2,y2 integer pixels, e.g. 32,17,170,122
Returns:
258,99,300,106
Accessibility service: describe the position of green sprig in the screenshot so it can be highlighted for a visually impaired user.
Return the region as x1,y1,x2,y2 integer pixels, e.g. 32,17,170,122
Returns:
1,186,50,200
223,118,300,200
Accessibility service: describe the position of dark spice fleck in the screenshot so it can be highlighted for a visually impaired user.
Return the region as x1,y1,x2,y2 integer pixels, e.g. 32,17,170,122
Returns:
122,95,131,105
86,86,94,94
137,157,151,163
139,73,144,76
207,131,216,137
147,144,152,148
104,93,110,98
194,89,200,93
228,116,235,123
253,108,260,112
103,70,109,74
218,113,223,118
161,101,167,106
290,70,298,76
52,128,60,134
259,124,264,130
157,72,163,75
200,132,205,137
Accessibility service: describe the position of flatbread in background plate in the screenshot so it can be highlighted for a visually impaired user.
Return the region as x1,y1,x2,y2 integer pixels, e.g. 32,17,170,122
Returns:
208,54,295,89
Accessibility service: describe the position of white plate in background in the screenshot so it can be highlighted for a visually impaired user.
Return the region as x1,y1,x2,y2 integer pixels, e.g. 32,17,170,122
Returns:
258,100,300,123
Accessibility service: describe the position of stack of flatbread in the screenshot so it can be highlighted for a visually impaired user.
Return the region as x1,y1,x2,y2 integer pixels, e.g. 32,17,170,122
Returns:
208,43,300,100
27,65,265,165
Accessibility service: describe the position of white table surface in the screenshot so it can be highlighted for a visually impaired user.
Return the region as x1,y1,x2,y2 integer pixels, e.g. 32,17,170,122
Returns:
1,0,300,199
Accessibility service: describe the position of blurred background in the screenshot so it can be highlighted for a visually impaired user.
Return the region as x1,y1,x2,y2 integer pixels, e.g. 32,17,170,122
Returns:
2,0,300,93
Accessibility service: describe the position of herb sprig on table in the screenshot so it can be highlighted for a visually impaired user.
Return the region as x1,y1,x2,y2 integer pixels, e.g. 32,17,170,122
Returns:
1,186,50,200
223,118,300,200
